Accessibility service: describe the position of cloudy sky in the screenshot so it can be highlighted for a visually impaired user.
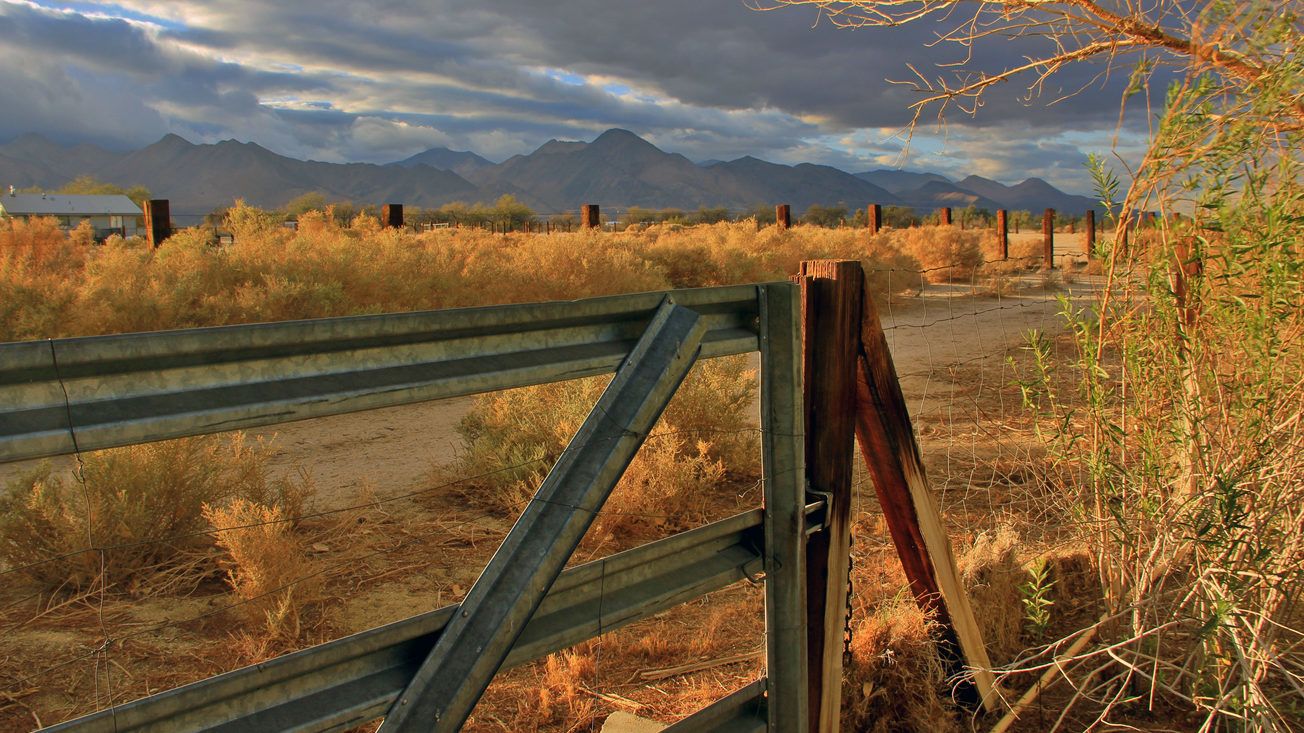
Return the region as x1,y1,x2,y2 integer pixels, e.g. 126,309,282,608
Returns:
0,0,1154,193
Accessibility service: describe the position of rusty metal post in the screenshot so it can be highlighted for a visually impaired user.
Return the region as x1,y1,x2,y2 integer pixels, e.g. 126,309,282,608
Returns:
1043,208,1055,269
381,204,403,229
867,204,882,235
581,204,600,229
996,209,1009,260
938,207,952,226
799,260,861,733
143,199,171,248
776,204,791,230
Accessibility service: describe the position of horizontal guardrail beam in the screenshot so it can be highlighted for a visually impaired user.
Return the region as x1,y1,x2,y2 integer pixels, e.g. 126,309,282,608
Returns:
662,679,768,733
1,285,762,463
42,509,768,733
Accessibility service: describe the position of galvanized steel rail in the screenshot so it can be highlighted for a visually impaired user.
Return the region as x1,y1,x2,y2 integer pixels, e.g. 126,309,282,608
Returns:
1,284,810,732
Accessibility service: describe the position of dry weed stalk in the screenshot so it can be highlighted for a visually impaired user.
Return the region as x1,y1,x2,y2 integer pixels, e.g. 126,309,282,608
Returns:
203,499,320,654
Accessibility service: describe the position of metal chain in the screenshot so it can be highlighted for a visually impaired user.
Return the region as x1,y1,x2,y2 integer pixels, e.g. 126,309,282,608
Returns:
843,531,855,665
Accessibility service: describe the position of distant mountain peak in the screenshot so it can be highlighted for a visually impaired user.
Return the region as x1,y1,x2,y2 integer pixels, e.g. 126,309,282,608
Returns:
156,133,194,146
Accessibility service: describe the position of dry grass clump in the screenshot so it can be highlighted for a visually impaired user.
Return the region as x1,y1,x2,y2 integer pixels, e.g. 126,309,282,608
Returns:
0,433,307,593
448,355,759,536
958,528,1026,666
203,499,320,654
841,597,959,733
531,647,600,728
882,226,984,283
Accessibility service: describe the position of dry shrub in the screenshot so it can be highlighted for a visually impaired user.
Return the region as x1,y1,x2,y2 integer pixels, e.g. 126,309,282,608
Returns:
203,499,319,651
531,646,598,728
0,433,307,593
448,355,759,526
958,528,1025,665
593,436,726,543
884,226,984,283
0,217,90,339
842,598,959,733
2,217,927,341
1003,234,1043,264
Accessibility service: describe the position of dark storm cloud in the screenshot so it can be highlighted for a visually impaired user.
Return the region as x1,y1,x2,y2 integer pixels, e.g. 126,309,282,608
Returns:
0,0,1157,190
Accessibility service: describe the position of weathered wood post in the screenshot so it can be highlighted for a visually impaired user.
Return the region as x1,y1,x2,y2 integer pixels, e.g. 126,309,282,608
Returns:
143,199,171,248
381,203,403,229
867,204,882,235
854,291,997,712
798,260,862,733
1085,210,1096,255
581,204,600,230
996,209,1009,260
1043,208,1055,269
776,204,792,230
938,207,952,226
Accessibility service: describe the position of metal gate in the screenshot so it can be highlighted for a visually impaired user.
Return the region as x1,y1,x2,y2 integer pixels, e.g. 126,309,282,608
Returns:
0,283,813,732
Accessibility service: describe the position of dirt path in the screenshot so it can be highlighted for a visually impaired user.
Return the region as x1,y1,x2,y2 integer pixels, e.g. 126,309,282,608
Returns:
241,273,1100,509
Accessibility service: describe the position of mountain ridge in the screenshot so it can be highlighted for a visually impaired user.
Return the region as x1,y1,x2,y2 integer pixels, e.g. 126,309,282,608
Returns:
0,131,1098,217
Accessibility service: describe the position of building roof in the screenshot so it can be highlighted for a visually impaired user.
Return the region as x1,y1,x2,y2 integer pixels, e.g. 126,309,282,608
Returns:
0,193,143,217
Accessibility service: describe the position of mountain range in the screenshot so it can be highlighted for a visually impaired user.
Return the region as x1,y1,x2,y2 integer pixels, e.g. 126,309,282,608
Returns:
0,129,1097,219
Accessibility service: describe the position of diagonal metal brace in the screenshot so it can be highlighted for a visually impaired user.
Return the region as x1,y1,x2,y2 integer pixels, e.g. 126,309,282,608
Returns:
380,297,706,732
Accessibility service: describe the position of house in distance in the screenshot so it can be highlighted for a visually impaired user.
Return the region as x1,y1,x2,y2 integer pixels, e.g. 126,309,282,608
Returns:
1,185,144,238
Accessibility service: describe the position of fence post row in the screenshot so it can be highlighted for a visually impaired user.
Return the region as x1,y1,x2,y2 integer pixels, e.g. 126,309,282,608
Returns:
1042,208,1055,269
798,261,862,732
143,199,171,248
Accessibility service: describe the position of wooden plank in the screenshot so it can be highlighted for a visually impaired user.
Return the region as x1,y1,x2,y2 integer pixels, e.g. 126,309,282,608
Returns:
799,260,862,733
581,204,600,229
938,207,952,226
867,204,882,235
1085,209,1096,254
852,285,997,712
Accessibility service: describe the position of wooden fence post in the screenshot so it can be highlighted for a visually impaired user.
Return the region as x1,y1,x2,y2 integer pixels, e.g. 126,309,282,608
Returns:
1042,208,1055,269
1085,210,1096,255
776,204,791,230
143,199,171,248
799,260,862,733
581,204,600,229
853,292,997,712
938,207,952,226
867,204,882,235
996,210,1009,261
381,204,403,229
